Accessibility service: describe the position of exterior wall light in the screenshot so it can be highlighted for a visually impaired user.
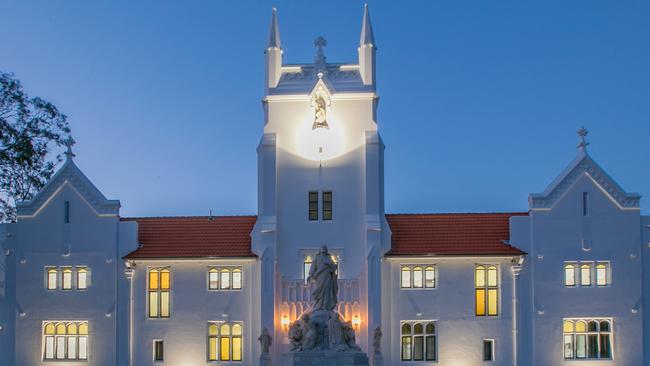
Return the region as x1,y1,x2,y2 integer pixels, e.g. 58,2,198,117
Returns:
352,315,361,329
281,315,290,329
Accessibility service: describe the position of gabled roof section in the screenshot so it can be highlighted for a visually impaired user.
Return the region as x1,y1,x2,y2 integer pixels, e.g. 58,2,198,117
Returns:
529,149,641,210
386,213,527,256
16,157,120,218
123,216,257,259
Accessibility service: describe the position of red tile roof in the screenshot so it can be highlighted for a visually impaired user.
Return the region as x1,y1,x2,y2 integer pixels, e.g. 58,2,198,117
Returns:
123,216,257,259
385,213,527,256
122,212,527,259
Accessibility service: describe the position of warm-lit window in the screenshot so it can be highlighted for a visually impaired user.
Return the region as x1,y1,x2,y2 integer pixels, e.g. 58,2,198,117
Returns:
47,268,58,290
401,322,436,361
207,322,243,362
580,264,592,286
304,256,313,284
208,267,242,291
564,264,576,287
322,191,333,221
62,268,73,290
153,340,164,362
148,268,170,318
77,267,88,290
308,192,319,220
475,265,499,316
43,321,88,361
483,339,495,361
400,266,436,289
563,319,612,360
596,263,609,286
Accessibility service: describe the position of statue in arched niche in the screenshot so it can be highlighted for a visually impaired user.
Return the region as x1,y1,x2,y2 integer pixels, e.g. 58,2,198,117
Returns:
312,96,329,130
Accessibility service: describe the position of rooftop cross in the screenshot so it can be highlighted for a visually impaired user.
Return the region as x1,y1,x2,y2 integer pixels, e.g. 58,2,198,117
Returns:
577,126,589,151
314,36,327,69
64,137,76,161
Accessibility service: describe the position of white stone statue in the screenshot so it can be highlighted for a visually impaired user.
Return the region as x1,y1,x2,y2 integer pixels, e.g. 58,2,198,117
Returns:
258,327,272,354
307,245,338,311
312,96,329,130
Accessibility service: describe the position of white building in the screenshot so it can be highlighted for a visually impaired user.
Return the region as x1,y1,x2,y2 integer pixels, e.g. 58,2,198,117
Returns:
1,6,649,366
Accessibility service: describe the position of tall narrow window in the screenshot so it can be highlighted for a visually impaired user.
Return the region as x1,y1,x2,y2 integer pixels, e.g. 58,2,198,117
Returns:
64,201,70,223
412,267,423,288
322,191,333,221
564,264,576,287
208,268,219,290
220,269,231,290
596,263,608,286
47,268,58,290
148,268,170,318
62,268,73,290
582,192,589,216
564,318,612,360
304,256,313,284
308,192,319,221
232,268,242,289
207,322,243,362
475,265,499,316
424,267,435,288
208,324,219,361
43,322,88,361
483,339,495,361
77,267,88,290
580,264,592,286
153,340,164,362
401,267,411,288
400,322,437,362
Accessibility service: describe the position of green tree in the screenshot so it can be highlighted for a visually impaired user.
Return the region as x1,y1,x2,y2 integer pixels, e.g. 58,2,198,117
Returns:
0,72,73,222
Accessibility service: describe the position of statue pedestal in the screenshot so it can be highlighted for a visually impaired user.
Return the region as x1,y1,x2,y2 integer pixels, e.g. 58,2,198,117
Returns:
260,353,271,366
372,353,383,366
280,351,370,366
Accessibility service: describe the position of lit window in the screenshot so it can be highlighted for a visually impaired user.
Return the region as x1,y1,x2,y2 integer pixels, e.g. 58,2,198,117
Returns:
208,267,243,291
61,268,73,290
564,264,576,287
563,318,612,360
483,339,495,361
322,191,333,221
596,263,609,286
153,340,164,362
401,322,436,361
47,268,58,290
148,268,170,318
304,256,313,284
77,267,88,290
308,192,319,221
475,265,499,316
580,264,592,286
207,322,243,362
400,265,436,289
43,321,88,361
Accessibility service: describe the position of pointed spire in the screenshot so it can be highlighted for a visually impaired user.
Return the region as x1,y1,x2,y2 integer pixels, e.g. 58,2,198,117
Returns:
64,137,75,162
577,126,589,152
360,4,375,46
267,7,281,49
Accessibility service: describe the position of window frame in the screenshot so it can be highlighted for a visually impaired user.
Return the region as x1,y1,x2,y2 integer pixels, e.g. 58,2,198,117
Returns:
308,191,319,221
400,321,437,362
207,321,243,362
483,339,495,362
147,267,171,319
400,265,437,290
207,266,243,291
563,318,613,361
475,264,499,317
153,339,164,362
42,321,89,361
322,191,333,221
565,261,610,288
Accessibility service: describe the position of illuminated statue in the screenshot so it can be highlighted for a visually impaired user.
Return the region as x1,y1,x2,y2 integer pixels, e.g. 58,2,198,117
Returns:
258,327,272,354
312,96,329,130
373,326,382,354
307,245,338,311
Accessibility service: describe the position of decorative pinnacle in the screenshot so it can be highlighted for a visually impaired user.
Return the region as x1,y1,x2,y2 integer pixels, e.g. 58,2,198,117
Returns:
64,137,75,161
266,7,281,49
577,126,589,151
314,36,327,67
360,4,375,46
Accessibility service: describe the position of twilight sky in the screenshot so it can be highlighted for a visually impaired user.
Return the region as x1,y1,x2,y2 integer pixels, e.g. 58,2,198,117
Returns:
1,1,648,216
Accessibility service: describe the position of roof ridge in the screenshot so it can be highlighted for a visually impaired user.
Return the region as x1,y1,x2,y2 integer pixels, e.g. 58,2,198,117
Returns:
386,212,528,216
121,215,257,221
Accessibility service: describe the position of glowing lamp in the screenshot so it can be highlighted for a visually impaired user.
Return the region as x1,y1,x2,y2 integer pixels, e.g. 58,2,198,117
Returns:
352,315,361,329
281,315,291,329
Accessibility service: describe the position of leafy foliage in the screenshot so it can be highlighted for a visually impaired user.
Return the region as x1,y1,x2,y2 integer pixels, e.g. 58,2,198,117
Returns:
0,72,72,222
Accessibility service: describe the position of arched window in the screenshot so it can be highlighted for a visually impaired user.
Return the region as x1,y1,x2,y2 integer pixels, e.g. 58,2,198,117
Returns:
304,256,313,284
564,318,612,360
220,269,231,290
596,263,608,286
401,322,437,362
475,265,499,316
47,268,58,290
564,264,576,287
148,268,171,318
77,267,88,290
401,265,437,289
62,268,73,290
580,264,592,286
43,321,88,361
424,267,435,288
232,268,242,290
207,322,243,362
412,267,423,288
208,268,219,290
401,267,411,288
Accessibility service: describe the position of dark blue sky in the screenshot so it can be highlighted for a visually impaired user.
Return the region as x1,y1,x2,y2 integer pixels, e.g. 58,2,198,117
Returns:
2,1,648,216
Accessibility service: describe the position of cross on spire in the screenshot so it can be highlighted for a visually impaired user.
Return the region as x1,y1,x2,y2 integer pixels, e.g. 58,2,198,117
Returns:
314,36,327,68
577,126,589,152
64,137,75,161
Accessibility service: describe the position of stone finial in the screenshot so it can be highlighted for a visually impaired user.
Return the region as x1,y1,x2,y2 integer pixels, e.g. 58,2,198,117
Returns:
267,8,281,49
577,126,589,151
360,4,375,46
